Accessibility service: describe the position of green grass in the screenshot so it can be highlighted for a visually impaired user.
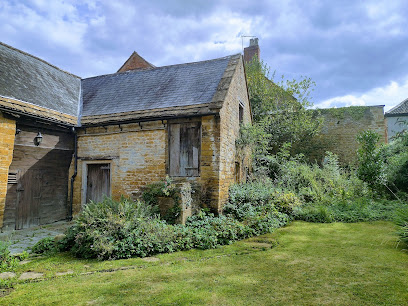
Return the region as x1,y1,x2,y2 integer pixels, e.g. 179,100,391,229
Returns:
2,221,407,305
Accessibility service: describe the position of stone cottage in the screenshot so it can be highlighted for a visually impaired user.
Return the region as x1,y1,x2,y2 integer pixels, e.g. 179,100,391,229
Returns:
0,42,251,230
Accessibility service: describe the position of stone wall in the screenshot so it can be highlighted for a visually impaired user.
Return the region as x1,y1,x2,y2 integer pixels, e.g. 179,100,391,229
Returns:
317,106,386,165
71,121,167,214
0,112,16,227
218,56,251,211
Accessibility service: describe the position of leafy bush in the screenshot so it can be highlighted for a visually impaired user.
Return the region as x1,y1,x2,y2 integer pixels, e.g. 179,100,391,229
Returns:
395,207,408,246
0,241,28,272
60,197,162,259
31,237,59,255
380,131,408,195
356,130,385,190
142,176,181,224
225,181,300,220
185,212,250,249
224,181,277,221
59,195,288,260
254,148,370,206
294,200,407,223
272,191,302,215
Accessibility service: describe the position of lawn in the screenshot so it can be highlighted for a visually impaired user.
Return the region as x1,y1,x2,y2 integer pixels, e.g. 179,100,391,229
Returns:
2,221,407,305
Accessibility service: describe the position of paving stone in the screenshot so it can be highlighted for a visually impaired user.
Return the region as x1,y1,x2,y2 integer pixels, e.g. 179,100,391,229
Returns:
19,260,31,265
141,257,160,262
0,221,73,255
18,272,44,280
0,272,16,279
56,270,74,276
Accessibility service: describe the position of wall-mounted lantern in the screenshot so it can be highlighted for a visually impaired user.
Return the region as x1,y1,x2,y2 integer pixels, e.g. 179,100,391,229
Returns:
34,132,43,146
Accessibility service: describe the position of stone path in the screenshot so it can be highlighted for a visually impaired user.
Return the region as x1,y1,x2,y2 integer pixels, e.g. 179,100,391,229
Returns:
0,221,72,254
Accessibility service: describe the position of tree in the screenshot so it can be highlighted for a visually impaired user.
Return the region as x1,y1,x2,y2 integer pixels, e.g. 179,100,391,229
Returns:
241,56,322,159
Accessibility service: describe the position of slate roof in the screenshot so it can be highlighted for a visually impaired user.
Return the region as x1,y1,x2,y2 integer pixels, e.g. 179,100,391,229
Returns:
0,42,242,125
386,98,408,116
81,55,233,116
0,42,81,117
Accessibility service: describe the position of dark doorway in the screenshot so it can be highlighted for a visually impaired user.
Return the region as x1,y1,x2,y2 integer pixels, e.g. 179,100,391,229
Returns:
86,163,111,203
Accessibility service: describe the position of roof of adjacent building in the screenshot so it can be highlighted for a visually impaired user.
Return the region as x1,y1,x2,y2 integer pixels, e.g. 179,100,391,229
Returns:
0,42,81,118
117,51,155,72
81,55,233,117
385,98,408,116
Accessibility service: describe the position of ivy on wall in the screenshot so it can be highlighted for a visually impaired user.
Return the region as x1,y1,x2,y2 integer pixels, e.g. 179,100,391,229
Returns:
319,106,369,121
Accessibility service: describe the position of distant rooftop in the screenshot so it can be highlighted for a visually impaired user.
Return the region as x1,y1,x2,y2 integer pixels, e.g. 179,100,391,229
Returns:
386,98,408,116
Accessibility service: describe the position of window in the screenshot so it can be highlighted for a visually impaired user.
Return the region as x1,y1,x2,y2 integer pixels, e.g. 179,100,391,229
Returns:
169,122,201,177
239,103,244,123
235,162,241,182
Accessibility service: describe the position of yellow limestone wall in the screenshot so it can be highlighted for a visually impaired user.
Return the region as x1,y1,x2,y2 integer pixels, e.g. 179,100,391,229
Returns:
0,112,16,227
71,116,224,214
71,121,167,214
218,57,251,210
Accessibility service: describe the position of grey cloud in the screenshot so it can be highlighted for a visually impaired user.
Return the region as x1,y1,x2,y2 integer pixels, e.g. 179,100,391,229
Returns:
2,0,408,106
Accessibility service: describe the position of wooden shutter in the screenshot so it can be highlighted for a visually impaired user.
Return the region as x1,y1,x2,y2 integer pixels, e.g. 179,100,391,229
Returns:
169,122,200,177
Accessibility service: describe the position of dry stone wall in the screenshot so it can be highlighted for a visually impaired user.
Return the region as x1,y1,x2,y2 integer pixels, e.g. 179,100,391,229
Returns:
316,106,386,165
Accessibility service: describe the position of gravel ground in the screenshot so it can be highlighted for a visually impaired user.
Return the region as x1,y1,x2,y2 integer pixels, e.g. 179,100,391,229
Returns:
0,221,72,254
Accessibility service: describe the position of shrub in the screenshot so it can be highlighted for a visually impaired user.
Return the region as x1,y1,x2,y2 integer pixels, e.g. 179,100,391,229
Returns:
294,199,407,223
271,191,302,215
31,237,59,255
395,207,408,246
356,130,385,190
142,176,181,224
58,191,290,260
0,241,28,272
380,131,408,195
186,212,250,248
225,181,301,219
60,197,163,259
224,181,278,221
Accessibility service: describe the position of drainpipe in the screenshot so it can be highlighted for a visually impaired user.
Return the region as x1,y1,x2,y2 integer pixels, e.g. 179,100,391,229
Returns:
69,127,78,221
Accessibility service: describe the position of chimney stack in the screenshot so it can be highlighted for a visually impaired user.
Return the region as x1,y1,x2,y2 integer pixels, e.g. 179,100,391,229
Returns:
244,37,260,63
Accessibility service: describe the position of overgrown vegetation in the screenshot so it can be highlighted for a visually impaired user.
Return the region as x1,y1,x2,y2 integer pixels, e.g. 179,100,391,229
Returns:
141,175,181,224
32,196,288,260
241,56,323,158
239,56,408,246
0,241,28,272
226,147,407,224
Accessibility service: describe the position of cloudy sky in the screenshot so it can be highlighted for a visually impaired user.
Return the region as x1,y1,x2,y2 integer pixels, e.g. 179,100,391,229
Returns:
1,0,407,111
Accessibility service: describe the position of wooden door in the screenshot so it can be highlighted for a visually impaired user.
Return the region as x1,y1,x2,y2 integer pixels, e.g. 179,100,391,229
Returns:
16,169,42,230
86,163,111,204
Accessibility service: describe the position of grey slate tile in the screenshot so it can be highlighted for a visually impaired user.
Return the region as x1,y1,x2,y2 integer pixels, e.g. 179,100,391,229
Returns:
0,42,81,117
